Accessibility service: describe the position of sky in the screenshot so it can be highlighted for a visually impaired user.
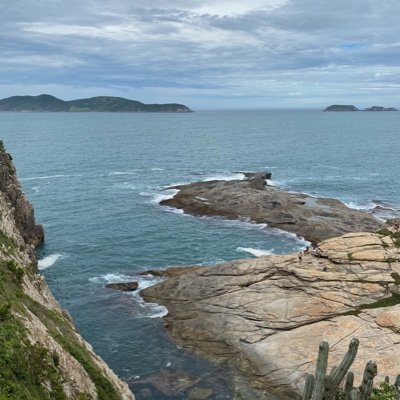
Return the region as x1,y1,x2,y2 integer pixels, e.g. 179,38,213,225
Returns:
2,0,400,110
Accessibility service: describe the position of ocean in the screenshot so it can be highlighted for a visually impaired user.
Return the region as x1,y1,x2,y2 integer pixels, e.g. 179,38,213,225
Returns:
1,110,399,399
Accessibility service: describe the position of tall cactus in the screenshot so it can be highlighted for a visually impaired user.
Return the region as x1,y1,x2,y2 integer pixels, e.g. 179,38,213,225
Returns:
302,338,380,400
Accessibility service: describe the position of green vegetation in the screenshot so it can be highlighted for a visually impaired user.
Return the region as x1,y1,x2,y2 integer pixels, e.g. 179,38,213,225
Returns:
370,382,398,399
0,94,192,112
324,104,359,112
0,231,122,399
391,272,400,285
377,228,400,247
342,294,400,317
24,296,122,400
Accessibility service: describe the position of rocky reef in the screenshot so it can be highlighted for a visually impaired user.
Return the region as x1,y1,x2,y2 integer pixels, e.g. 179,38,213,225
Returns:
142,231,400,399
160,173,381,244
0,141,134,399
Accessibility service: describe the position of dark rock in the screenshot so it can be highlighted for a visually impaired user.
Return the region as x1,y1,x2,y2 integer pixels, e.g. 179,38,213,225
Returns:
106,282,138,291
140,266,203,278
0,141,44,263
159,175,382,244
241,171,272,180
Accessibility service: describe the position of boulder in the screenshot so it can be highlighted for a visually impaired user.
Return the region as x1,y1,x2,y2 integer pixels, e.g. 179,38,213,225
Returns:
106,282,138,291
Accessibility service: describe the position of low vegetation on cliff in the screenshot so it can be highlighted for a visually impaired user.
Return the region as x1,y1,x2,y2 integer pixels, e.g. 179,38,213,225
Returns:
0,142,134,399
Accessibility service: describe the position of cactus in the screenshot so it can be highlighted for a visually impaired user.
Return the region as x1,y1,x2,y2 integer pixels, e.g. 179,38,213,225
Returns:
312,341,329,400
344,371,354,400
302,338,384,400
359,361,377,400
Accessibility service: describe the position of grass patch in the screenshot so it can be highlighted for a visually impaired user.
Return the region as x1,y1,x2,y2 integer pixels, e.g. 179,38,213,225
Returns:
342,294,400,317
376,229,400,248
0,226,119,399
0,314,67,400
391,272,400,285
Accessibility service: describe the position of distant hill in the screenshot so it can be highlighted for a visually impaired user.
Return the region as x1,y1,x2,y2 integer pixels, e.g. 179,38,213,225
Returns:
363,106,398,111
324,104,398,112
324,105,359,112
0,94,193,112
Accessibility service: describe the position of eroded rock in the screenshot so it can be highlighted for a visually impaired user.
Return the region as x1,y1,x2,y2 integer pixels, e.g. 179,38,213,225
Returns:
142,232,400,399
160,174,381,244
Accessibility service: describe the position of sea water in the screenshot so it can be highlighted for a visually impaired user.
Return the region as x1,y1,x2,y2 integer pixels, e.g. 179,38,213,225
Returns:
1,110,400,398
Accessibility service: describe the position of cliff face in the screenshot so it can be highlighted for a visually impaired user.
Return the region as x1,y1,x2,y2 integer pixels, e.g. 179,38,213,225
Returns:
142,232,400,399
0,141,134,400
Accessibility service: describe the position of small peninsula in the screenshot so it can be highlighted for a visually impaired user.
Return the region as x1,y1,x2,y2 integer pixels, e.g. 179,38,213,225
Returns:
324,104,398,112
0,94,192,113
160,172,381,244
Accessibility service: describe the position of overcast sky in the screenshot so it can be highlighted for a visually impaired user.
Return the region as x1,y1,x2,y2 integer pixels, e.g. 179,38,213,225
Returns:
2,0,400,109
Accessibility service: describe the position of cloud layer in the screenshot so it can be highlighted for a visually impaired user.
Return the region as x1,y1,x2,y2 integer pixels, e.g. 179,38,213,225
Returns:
2,0,400,108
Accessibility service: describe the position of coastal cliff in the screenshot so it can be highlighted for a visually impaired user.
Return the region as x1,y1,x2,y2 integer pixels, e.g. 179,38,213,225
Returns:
0,141,134,399
142,231,400,399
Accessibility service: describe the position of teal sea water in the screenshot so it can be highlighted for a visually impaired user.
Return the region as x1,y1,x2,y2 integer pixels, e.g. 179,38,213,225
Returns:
1,110,400,398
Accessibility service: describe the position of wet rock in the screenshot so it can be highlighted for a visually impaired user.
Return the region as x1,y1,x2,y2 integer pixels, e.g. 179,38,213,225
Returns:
188,387,213,399
160,173,381,244
106,282,138,291
140,266,203,278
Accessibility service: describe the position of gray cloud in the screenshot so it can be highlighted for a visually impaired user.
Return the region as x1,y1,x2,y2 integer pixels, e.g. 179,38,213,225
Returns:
1,0,400,108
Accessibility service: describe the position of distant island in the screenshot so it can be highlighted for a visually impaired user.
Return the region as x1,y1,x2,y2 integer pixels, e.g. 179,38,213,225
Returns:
0,94,193,113
324,104,398,112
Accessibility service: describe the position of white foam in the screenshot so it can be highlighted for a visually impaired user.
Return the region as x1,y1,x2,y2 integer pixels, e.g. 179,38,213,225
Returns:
21,174,77,181
345,201,375,212
108,171,137,176
150,167,165,171
38,254,64,270
202,173,245,182
139,189,180,205
268,179,288,188
89,273,168,318
115,182,137,190
236,247,274,257
89,272,134,284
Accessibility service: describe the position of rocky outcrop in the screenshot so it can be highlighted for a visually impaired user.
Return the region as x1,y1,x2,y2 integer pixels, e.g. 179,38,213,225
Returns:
0,142,134,399
142,232,400,399
160,174,381,244
0,142,44,254
106,282,139,291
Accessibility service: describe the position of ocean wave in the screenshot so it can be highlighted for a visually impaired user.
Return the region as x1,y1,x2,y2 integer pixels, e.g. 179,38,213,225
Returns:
108,171,138,176
140,189,180,204
38,253,64,270
236,247,274,257
114,182,137,190
202,172,245,182
21,174,78,181
89,273,168,318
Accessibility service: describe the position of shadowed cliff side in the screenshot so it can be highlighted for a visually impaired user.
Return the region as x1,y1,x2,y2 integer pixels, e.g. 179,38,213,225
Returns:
0,141,134,400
